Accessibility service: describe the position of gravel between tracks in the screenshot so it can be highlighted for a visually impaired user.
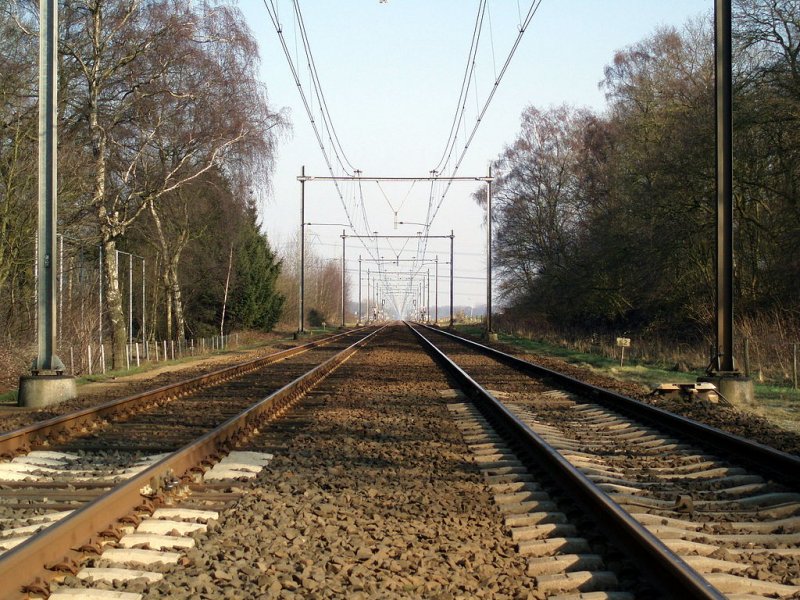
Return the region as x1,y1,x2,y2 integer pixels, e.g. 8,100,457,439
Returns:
138,327,535,599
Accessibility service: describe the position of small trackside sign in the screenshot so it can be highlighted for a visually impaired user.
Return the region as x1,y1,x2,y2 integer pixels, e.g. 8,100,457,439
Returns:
616,337,631,347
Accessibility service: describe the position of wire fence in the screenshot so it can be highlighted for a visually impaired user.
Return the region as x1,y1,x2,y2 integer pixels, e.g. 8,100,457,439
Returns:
67,334,240,377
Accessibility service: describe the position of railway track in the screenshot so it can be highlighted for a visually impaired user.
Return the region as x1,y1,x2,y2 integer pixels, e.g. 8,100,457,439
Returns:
0,328,376,598
411,322,800,599
1,323,798,598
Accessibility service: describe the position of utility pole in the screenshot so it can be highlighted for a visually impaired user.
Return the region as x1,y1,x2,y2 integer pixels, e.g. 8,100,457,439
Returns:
435,256,439,324
341,229,346,327
141,258,146,350
299,165,305,334
33,0,62,374
699,0,753,405
426,269,430,323
486,164,493,336
58,234,63,347
449,230,455,328
129,253,133,346
715,0,734,373
99,245,103,347
358,255,362,325
298,172,488,327
420,281,424,321
19,0,77,407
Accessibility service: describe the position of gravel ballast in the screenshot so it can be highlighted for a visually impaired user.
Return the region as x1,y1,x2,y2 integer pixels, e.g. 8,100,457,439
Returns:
142,326,535,599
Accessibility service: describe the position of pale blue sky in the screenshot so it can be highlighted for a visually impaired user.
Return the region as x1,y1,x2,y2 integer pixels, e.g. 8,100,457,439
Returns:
237,0,709,316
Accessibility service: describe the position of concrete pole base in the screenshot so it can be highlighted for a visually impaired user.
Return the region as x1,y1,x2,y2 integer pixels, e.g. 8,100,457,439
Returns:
18,374,78,408
484,331,498,342
697,374,756,409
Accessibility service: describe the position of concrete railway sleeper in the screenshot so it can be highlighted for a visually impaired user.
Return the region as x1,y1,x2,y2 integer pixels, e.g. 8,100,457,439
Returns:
0,327,383,598
446,400,640,599
412,323,800,599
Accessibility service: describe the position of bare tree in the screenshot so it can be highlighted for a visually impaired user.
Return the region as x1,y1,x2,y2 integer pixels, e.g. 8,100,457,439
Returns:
44,0,283,366
0,6,38,336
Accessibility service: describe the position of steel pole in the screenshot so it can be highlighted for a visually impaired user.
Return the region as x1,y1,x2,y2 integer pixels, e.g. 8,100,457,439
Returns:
34,232,38,335
99,245,103,346
341,230,346,327
58,233,63,348
715,0,735,373
435,256,439,324
141,259,146,347
33,0,64,372
427,269,430,323
421,281,424,321
129,253,133,345
486,165,493,334
449,230,454,327
358,255,362,325
367,269,370,322
299,165,306,333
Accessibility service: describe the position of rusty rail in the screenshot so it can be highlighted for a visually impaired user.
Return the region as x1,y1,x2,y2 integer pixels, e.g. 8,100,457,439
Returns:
0,329,361,457
0,326,383,599
408,322,724,599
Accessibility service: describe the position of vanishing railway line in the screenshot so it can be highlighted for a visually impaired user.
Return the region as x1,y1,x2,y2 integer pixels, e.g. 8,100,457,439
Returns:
0,324,798,599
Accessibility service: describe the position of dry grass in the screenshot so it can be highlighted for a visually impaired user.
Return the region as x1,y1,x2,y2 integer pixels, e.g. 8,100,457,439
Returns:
496,312,800,388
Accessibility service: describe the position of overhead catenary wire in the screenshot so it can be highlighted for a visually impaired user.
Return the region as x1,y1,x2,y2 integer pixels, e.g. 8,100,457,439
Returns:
262,0,354,224
415,0,543,270
263,0,384,265
291,0,358,175
428,0,543,229
430,0,488,175
268,2,542,312
291,0,380,259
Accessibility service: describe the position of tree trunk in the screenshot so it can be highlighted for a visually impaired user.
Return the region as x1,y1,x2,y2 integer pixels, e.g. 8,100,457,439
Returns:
148,253,161,343
168,257,185,340
148,199,189,340
220,244,233,337
87,3,129,367
92,87,128,366
163,269,173,341
101,238,127,369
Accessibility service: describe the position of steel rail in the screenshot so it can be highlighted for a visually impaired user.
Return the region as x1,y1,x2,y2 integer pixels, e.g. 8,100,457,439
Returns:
407,322,724,600
0,329,363,457
418,324,800,486
0,326,385,599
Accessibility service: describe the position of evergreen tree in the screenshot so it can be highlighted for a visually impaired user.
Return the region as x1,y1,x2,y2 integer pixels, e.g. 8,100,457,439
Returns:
230,213,285,331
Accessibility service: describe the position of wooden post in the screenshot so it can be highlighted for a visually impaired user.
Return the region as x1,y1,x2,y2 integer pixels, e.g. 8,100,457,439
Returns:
793,343,798,390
